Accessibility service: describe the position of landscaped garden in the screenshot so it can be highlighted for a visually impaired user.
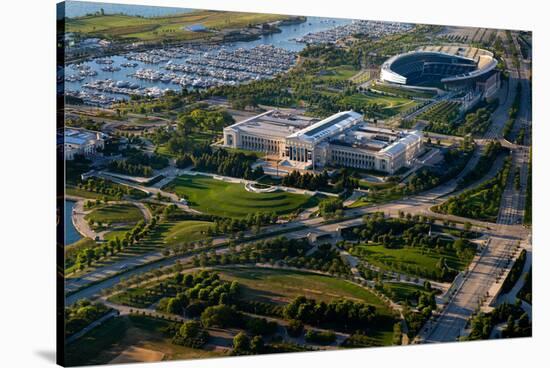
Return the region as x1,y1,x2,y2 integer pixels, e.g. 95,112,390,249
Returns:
163,175,318,218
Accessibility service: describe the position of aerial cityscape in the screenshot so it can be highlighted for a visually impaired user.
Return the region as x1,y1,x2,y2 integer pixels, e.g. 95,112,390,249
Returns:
58,1,532,366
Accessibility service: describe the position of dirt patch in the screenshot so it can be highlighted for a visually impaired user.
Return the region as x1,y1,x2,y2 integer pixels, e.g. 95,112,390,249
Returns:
109,346,165,364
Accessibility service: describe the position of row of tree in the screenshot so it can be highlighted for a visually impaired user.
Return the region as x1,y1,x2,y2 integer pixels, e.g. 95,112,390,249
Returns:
208,212,279,236
284,296,378,331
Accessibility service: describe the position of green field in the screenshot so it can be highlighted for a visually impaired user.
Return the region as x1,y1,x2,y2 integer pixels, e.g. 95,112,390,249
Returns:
349,188,405,208
66,10,292,42
156,220,212,245
105,219,212,245
369,83,437,99
214,267,395,345
215,267,389,311
65,315,223,366
85,203,144,224
333,92,421,118
352,244,471,278
163,175,318,218
317,65,359,81
103,227,133,242
381,282,433,305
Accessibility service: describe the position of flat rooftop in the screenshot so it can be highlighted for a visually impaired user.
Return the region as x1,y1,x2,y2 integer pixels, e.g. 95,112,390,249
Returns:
65,128,104,146
287,110,363,143
330,123,422,156
225,110,317,139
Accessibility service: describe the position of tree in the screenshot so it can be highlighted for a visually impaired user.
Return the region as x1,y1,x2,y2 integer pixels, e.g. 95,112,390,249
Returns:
201,305,241,328
286,319,304,337
180,320,201,339
178,114,197,134
166,293,189,315
250,335,265,353
173,320,209,348
233,332,250,353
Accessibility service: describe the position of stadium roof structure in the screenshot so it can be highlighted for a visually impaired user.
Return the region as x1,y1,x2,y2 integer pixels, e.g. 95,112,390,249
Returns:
380,47,497,87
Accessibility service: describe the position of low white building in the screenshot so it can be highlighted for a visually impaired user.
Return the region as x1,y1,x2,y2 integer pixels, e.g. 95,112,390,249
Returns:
223,110,423,174
64,128,106,160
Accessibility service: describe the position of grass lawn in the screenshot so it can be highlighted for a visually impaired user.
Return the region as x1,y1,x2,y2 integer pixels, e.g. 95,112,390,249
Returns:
215,267,395,345
381,282,434,306
66,10,292,42
349,188,405,208
66,236,95,250
65,315,224,366
163,175,318,218
369,83,437,99
215,267,389,311
72,220,211,277
317,65,359,81
103,227,133,241
351,244,471,279
162,220,212,245
339,92,421,118
357,180,395,191
85,203,144,225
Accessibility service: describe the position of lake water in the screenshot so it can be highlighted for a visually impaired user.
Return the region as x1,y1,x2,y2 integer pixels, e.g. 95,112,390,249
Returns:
64,1,195,18
65,200,82,245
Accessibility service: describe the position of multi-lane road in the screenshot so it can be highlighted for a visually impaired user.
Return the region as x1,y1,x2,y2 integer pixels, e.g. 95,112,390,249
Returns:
418,31,532,343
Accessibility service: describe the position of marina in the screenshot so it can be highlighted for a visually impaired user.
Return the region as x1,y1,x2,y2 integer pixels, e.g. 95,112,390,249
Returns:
64,16,356,105
294,20,414,44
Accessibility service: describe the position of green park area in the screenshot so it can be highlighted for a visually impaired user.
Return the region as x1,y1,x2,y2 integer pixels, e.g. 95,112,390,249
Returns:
417,101,461,123
77,220,212,272
215,267,388,309
65,315,223,366
320,91,421,119
214,267,395,345
435,157,511,222
161,220,213,245
379,282,438,306
349,186,404,208
369,83,437,99
85,203,144,225
107,219,212,246
66,10,292,42
163,175,318,218
351,243,472,280
109,266,395,346
317,65,360,81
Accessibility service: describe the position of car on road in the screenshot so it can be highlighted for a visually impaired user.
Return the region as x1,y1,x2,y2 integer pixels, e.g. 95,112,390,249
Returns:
119,264,128,270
